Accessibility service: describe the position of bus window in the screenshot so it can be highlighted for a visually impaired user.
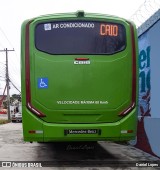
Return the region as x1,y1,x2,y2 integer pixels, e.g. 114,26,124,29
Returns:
35,21,126,55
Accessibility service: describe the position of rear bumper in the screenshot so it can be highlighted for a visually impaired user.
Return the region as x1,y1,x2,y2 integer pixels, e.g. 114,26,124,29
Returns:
42,123,135,142
22,107,137,142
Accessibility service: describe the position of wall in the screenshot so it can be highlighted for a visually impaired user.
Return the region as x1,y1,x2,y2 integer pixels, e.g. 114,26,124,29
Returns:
135,12,160,158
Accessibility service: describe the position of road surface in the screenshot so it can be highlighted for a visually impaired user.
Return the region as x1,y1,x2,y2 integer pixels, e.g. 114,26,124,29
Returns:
0,122,159,170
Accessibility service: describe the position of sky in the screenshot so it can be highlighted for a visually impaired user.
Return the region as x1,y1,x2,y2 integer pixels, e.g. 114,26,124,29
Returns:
0,0,155,95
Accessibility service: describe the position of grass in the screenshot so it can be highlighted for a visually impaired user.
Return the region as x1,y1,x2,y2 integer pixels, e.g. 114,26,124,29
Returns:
0,119,11,124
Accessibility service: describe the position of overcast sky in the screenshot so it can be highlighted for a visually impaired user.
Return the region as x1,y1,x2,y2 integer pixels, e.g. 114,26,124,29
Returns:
0,0,149,95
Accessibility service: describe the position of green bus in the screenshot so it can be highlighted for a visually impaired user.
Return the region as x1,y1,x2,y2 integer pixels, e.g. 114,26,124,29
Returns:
21,11,138,142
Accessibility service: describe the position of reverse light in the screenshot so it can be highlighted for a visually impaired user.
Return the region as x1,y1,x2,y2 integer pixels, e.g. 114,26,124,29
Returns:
29,130,43,134
121,130,133,134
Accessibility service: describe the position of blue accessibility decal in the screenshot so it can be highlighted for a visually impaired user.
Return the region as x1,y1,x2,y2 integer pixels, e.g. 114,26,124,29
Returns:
38,78,48,89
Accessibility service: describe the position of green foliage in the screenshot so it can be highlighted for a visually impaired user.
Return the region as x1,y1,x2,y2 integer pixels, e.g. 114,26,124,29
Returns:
10,94,21,104
3,101,7,109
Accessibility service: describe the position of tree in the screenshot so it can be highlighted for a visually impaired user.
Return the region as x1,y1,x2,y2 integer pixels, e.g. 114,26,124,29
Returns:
10,94,21,104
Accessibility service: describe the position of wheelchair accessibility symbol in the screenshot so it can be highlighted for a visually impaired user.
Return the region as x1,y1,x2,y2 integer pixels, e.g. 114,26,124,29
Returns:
38,78,48,89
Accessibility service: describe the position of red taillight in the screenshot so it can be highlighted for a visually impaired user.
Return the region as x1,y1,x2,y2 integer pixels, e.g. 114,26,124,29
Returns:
28,130,43,134
118,22,137,116
25,21,46,118
29,130,35,134
75,58,89,61
121,130,133,134
128,130,133,133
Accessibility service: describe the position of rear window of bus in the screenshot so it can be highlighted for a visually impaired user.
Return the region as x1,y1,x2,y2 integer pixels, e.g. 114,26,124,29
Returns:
35,21,126,55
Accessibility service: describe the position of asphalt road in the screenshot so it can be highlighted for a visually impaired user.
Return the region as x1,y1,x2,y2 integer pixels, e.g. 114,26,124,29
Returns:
0,122,159,170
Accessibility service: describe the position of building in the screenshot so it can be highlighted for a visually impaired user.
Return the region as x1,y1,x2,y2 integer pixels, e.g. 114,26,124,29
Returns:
0,95,7,109
135,9,160,158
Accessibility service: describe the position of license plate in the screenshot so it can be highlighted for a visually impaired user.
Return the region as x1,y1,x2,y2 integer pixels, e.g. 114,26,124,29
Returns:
64,129,101,135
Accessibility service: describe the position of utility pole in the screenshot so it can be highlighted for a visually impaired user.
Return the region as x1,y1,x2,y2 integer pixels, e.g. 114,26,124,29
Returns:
0,48,14,121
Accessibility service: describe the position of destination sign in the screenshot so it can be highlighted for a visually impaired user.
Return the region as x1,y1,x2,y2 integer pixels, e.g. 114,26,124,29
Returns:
100,24,118,36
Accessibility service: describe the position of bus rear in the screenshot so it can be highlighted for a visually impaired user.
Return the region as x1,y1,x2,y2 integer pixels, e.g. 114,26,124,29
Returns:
21,11,138,142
